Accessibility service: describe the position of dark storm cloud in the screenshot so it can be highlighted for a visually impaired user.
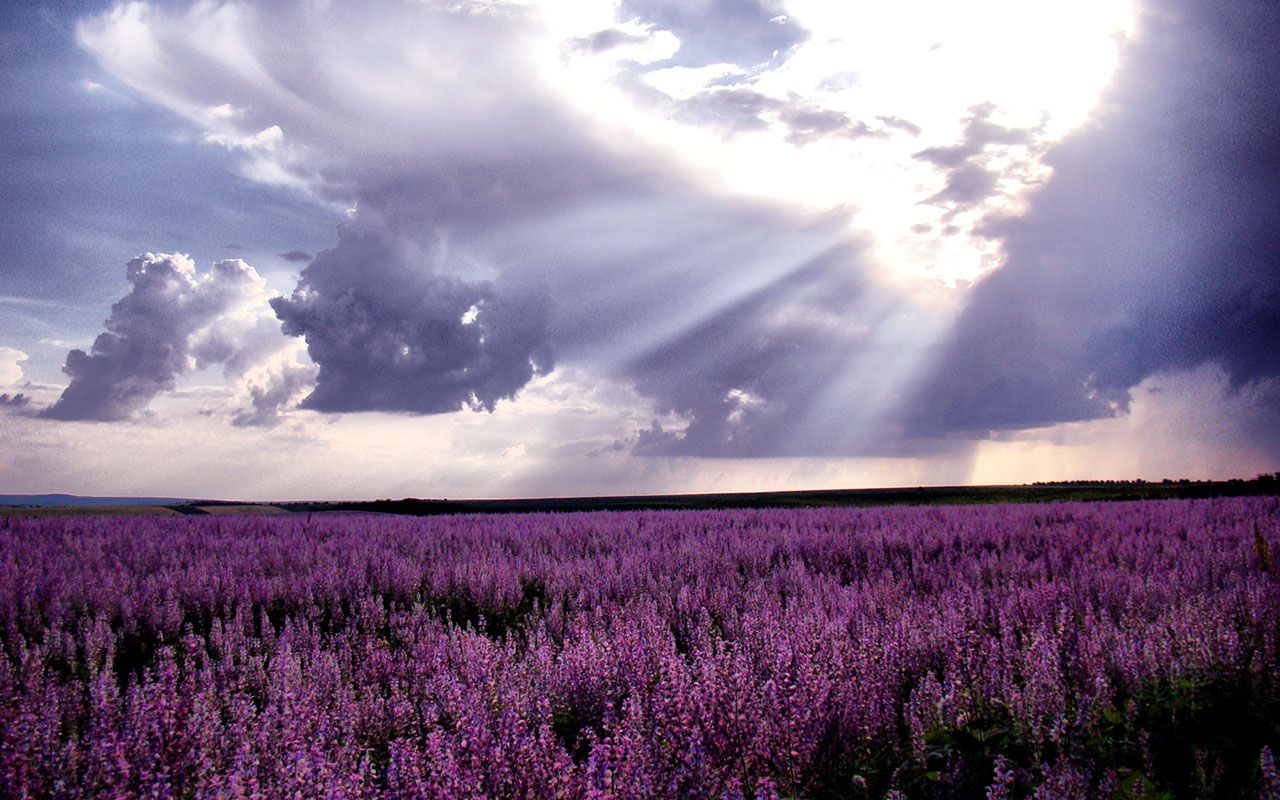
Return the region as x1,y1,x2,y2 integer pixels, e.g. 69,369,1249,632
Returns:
261,136,659,415
280,250,311,263
620,0,804,67
271,212,553,414
43,253,270,421
76,0,671,417
73,0,895,445
905,0,1280,449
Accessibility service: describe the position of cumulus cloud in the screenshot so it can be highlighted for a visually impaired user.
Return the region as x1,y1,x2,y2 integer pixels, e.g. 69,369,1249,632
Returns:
76,0,880,431
228,342,318,428
0,346,27,385
74,0,1222,470
271,212,554,414
42,253,281,421
75,0,643,417
905,0,1280,456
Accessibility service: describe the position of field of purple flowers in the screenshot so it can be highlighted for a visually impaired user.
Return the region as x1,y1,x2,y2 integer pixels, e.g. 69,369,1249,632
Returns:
2,498,1279,799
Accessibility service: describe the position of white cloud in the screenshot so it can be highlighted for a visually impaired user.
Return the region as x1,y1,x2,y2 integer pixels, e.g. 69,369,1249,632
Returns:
640,63,749,99
0,347,28,386
567,0,1138,286
73,0,888,438
43,253,298,421
0,366,973,500
226,340,318,428
74,0,1138,298
204,102,243,120
59,0,1253,495
969,365,1280,483
202,124,283,152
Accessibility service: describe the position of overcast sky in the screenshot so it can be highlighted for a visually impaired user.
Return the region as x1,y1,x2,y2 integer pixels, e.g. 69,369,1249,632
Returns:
1,0,1277,500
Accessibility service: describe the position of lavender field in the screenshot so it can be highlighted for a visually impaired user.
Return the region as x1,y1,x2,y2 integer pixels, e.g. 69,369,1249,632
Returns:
2,499,1279,799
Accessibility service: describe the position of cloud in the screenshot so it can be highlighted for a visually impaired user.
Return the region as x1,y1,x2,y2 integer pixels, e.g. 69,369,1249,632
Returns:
569,28,649,54
0,366,976,501
73,0,1216,473
75,0,670,212
625,242,924,457
0,393,30,409
271,212,554,414
619,0,805,67
672,86,777,133
42,253,281,421
190,311,291,379
76,0,643,418
923,161,1000,209
967,365,1280,482
665,85,881,144
229,343,318,428
904,0,1280,456
912,103,1034,214
778,105,877,145
77,0,875,432
877,115,922,137
0,346,27,385
279,250,311,263
912,103,1033,169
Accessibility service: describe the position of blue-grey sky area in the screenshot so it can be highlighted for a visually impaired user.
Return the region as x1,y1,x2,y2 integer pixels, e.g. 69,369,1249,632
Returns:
0,0,1276,500
0,2,333,382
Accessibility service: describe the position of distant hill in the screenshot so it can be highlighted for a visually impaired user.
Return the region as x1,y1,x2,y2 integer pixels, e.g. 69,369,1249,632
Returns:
0,493,204,508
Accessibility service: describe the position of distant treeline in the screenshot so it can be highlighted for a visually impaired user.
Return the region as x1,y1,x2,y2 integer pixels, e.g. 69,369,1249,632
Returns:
1033,473,1280,486
268,474,1280,518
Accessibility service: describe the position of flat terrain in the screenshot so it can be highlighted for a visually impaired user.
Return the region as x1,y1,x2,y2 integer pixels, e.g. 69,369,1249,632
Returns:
294,476,1280,516
3,475,1278,517
194,504,290,515
0,504,183,518
2,497,1278,797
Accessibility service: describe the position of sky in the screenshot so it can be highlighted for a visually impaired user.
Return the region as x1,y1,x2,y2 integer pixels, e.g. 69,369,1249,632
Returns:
1,0,1278,500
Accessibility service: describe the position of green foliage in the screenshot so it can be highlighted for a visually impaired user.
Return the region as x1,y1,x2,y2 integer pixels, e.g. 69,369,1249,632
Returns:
797,671,1278,799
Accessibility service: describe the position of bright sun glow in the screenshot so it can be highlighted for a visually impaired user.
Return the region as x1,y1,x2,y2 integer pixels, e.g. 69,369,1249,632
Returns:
541,0,1137,289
